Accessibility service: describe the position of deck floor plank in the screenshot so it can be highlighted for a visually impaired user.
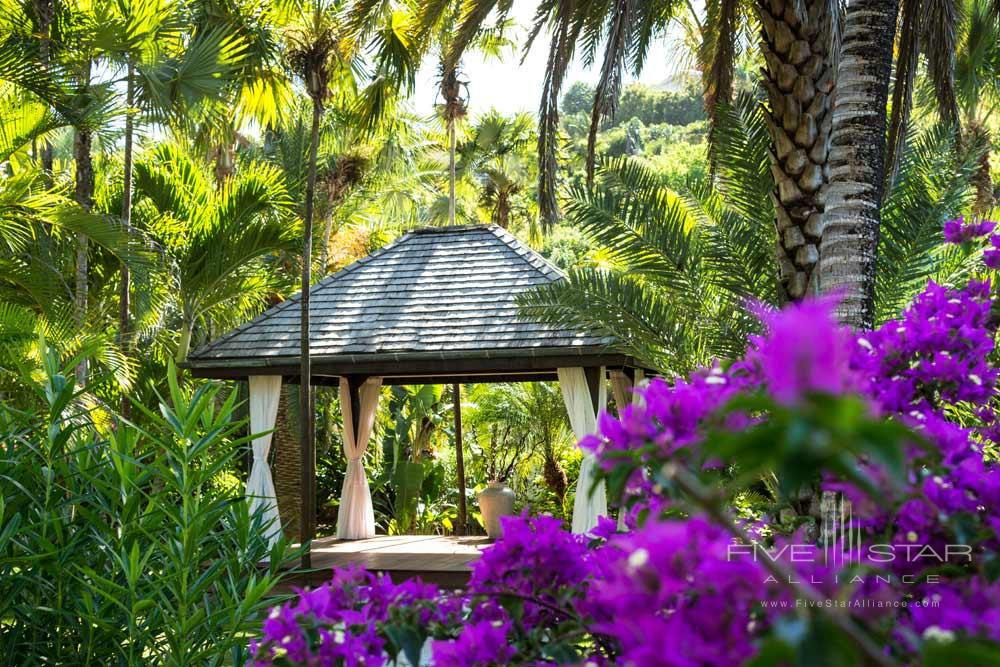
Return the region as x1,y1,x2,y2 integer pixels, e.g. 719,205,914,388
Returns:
282,535,490,590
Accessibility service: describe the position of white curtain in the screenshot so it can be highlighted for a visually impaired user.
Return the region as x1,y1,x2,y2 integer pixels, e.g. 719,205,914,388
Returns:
558,367,607,534
337,377,382,539
247,375,283,549
610,369,646,411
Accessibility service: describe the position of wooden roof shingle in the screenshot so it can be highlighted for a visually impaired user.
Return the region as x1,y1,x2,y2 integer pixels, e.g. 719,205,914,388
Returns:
185,225,622,376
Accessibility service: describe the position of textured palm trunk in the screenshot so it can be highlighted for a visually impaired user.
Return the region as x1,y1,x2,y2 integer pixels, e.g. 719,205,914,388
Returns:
967,122,995,216
818,0,898,329
448,119,457,226
440,65,465,228
542,449,568,508
757,0,836,300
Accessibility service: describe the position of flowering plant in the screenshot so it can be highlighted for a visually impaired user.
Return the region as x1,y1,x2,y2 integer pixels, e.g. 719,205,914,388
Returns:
249,219,1000,666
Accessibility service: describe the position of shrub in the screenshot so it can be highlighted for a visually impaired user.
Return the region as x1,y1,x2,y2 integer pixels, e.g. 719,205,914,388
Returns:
0,344,293,666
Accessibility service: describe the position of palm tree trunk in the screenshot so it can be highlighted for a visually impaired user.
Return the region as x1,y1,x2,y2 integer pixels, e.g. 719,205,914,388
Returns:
967,122,995,216
74,62,94,386
817,0,898,330
119,60,135,413
448,119,457,226
34,0,54,181
299,95,322,566
757,0,836,300
176,319,193,363
321,213,334,273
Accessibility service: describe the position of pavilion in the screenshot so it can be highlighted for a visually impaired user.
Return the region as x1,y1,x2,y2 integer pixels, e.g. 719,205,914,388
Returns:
184,225,650,564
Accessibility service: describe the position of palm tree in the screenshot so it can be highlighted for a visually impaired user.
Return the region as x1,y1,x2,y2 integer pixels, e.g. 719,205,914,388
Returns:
0,89,145,392
96,0,244,398
519,98,982,373
283,0,346,558
520,100,780,374
418,0,978,322
281,0,421,556
951,0,1000,214
817,0,898,329
456,110,536,231
184,0,295,184
0,1,106,382
438,63,468,228
132,141,298,361
29,0,55,178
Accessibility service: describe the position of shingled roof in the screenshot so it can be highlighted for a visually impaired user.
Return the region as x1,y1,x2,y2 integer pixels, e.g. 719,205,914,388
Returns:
185,225,632,380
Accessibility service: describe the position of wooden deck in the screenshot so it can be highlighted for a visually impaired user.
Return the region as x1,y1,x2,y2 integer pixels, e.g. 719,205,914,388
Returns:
284,535,491,590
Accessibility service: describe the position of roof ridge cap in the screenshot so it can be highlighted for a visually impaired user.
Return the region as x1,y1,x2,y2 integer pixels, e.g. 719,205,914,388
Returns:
486,225,566,281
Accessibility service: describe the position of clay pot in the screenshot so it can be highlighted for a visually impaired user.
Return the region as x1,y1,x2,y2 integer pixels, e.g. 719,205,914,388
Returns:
477,481,515,539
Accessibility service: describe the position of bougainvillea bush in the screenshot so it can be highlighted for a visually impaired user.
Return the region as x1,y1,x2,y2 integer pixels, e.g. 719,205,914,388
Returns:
249,218,1000,666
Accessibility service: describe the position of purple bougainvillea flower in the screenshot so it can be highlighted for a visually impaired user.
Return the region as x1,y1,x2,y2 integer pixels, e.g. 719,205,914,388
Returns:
431,617,516,667
747,296,859,403
943,215,996,243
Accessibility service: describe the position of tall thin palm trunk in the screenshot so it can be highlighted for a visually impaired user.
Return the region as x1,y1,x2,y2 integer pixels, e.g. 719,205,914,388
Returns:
818,0,898,330
320,212,334,272
448,119,457,226
119,60,135,413
34,0,54,180
757,0,837,300
440,65,465,227
299,94,322,566
74,61,94,385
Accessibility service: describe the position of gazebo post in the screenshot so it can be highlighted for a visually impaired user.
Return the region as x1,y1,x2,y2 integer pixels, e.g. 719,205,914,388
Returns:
346,375,364,444
452,383,466,536
583,366,603,414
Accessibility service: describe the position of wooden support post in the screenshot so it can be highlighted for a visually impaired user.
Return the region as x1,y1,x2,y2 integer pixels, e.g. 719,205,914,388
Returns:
583,366,602,415
347,376,364,444
453,383,467,536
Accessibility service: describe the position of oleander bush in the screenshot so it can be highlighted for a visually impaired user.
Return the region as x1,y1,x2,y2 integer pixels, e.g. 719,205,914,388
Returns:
0,346,293,666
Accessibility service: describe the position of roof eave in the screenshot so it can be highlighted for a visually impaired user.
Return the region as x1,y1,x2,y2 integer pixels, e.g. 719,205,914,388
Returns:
181,344,653,380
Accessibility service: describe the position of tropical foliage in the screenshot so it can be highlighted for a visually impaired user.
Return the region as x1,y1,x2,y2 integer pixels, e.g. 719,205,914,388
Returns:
1,0,1000,664
0,344,293,665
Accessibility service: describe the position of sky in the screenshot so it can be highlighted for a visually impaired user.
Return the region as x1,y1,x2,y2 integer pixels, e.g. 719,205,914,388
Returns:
406,0,688,119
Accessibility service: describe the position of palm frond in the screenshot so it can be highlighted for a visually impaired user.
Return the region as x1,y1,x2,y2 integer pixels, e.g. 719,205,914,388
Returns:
922,0,962,125
885,0,930,196
876,123,978,321
517,267,707,373
585,0,638,183
702,0,739,173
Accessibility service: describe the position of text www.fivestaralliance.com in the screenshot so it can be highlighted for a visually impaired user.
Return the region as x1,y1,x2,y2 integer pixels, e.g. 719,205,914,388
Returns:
760,599,940,609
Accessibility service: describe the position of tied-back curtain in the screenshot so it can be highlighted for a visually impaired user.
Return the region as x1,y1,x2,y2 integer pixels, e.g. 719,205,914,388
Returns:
558,367,607,534
337,377,383,539
609,369,645,531
610,369,646,411
247,375,282,550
